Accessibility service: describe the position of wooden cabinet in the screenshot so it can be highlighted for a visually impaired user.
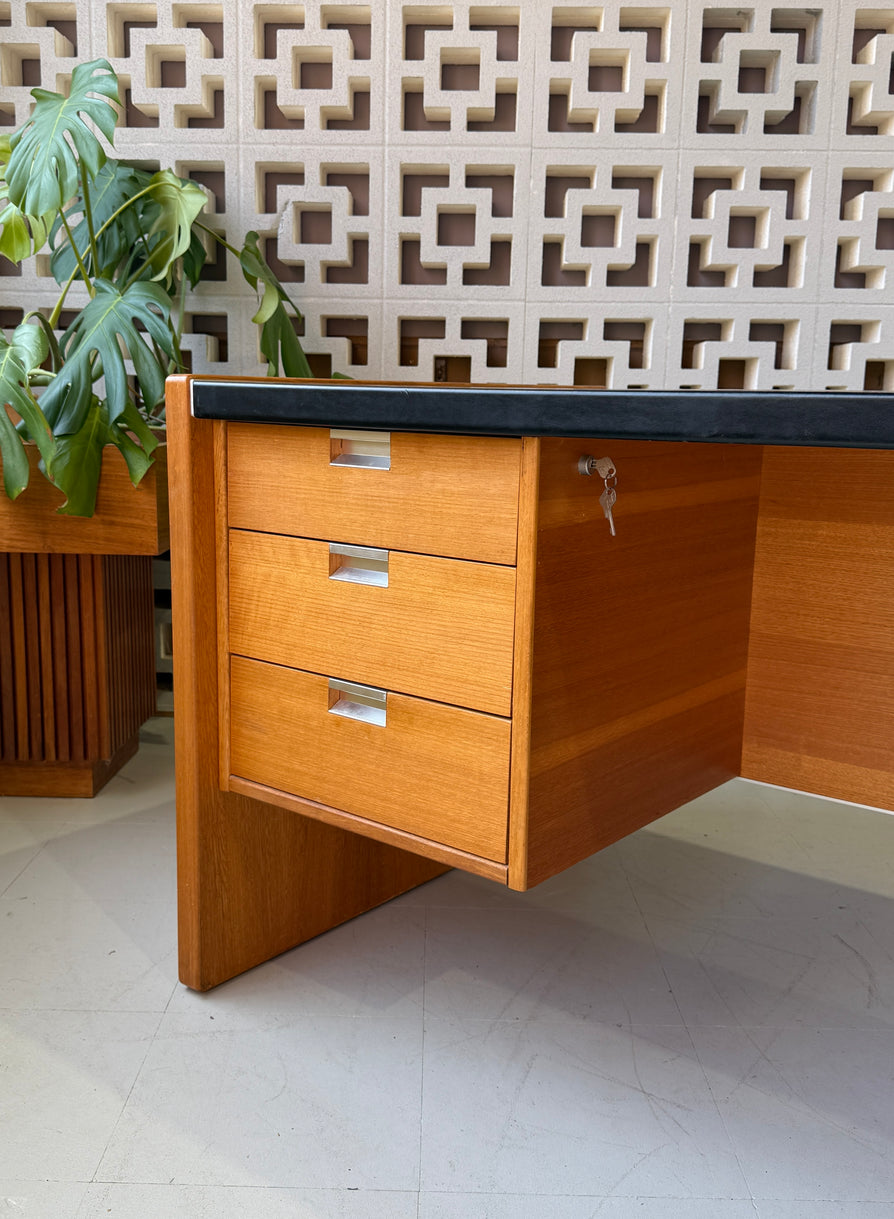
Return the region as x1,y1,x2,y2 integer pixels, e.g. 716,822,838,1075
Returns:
0,448,168,797
169,376,894,990
216,423,763,890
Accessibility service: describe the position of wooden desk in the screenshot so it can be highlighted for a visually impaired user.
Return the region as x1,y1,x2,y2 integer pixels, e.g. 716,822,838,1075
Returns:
167,377,894,991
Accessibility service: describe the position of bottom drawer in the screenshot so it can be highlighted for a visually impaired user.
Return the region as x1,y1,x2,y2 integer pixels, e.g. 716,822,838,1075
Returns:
229,655,511,862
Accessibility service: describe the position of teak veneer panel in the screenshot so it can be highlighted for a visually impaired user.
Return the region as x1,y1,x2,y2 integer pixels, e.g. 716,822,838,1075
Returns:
167,376,447,992
0,446,169,555
229,656,511,861
743,447,894,809
516,438,763,889
228,774,509,883
226,423,521,564
229,531,516,716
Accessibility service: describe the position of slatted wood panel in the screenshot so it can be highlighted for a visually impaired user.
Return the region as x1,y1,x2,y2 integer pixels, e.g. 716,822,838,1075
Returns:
0,553,155,795
103,555,157,758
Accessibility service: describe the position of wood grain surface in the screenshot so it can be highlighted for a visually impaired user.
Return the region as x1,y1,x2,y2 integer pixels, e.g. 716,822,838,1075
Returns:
507,435,540,887
228,530,516,716
227,777,508,883
0,445,169,555
520,438,763,887
229,655,511,861
743,447,894,809
226,423,521,564
167,376,447,992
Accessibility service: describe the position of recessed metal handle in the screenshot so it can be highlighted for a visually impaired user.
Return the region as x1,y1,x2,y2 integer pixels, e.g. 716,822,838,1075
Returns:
329,543,389,586
328,678,387,726
330,428,391,469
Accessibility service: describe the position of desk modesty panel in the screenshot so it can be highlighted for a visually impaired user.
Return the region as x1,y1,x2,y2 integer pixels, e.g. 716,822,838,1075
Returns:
168,376,894,990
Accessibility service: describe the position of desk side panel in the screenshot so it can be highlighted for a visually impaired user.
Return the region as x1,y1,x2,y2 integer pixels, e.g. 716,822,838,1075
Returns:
520,438,762,889
167,377,446,992
743,447,894,810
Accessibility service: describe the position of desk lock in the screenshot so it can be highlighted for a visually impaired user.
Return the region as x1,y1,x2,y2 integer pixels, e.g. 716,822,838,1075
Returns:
578,455,618,537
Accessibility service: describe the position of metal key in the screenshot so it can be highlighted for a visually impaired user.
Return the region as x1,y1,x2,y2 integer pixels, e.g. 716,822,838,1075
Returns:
599,485,617,537
579,455,618,537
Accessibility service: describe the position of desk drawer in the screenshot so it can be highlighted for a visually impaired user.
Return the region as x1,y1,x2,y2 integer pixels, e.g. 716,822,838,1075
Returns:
229,530,516,716
226,423,520,564
229,656,510,861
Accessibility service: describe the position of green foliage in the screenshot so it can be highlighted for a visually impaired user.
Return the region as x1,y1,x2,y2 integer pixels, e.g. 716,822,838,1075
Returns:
6,59,118,216
0,136,53,262
0,325,55,500
143,171,208,281
49,162,146,282
239,232,314,378
42,280,174,429
0,59,316,517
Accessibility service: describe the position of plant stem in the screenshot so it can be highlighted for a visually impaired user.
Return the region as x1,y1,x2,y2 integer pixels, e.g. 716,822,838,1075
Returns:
194,220,240,259
121,220,157,294
57,208,94,296
48,266,79,330
79,166,100,273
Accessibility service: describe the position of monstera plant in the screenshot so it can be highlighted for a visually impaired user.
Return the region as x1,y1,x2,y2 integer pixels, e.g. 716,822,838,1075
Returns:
0,57,312,517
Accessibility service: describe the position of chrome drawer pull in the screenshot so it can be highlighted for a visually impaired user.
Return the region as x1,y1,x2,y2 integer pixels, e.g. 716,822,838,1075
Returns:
329,543,389,586
328,678,387,726
330,428,391,469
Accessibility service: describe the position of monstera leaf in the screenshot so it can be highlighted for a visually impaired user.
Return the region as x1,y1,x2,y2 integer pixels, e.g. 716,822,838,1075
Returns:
113,400,159,478
239,231,313,378
0,136,51,261
0,197,53,263
0,323,55,500
181,228,209,288
50,166,208,287
0,136,53,262
45,399,110,515
6,59,119,218
46,395,160,517
49,161,150,284
142,171,208,282
40,279,174,435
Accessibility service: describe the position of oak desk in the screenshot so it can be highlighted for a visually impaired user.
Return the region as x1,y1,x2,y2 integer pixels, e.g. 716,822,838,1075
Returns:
167,377,894,991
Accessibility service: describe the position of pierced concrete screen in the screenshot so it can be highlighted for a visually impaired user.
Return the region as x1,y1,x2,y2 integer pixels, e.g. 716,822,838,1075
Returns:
2,1,892,391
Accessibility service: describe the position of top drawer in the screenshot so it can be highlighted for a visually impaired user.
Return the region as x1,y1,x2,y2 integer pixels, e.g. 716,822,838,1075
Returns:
226,424,521,564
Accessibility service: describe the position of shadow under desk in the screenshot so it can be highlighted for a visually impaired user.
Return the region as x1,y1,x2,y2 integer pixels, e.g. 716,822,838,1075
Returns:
166,377,894,991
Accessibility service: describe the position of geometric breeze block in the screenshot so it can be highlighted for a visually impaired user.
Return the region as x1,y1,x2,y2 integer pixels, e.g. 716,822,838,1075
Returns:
2,0,892,394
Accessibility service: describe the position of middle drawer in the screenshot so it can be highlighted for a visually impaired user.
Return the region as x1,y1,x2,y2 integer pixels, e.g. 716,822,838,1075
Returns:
228,530,517,716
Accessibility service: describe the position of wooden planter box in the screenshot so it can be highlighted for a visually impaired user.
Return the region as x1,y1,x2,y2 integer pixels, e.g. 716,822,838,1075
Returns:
0,444,168,555
0,447,168,797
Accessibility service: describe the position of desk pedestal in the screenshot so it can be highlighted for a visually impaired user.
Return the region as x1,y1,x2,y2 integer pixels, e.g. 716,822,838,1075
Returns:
168,380,894,990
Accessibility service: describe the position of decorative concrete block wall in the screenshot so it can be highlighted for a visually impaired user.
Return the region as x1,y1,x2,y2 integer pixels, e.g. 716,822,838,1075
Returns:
2,1,892,392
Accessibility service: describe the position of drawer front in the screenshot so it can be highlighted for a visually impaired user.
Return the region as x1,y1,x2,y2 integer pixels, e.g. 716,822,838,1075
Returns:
226,424,520,565
229,530,516,716
229,656,510,861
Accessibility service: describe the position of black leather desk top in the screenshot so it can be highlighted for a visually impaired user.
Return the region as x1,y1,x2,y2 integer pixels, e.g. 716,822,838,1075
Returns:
189,378,894,449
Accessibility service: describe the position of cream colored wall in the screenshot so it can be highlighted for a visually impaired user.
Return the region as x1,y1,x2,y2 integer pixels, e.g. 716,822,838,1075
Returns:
1,1,892,392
